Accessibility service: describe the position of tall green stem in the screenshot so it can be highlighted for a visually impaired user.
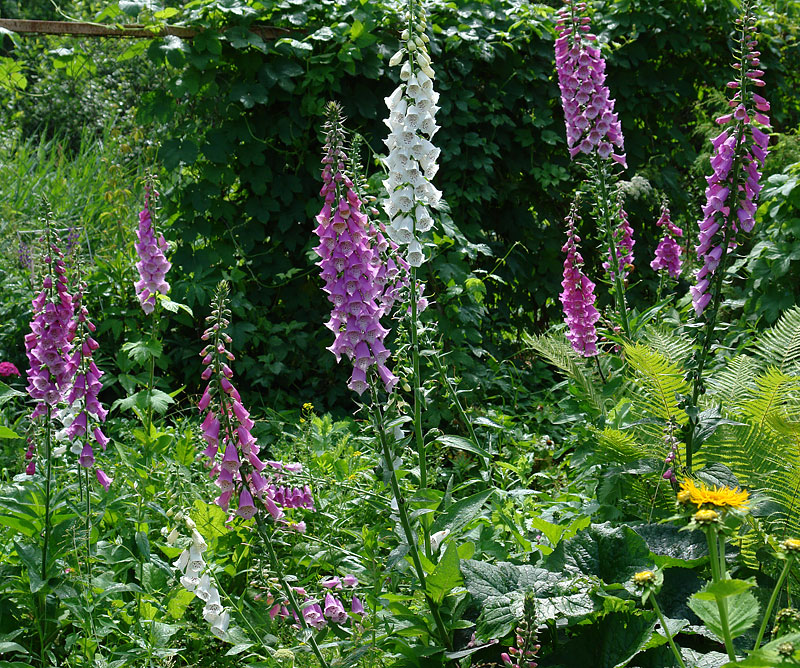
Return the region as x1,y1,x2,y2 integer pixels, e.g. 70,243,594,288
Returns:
753,555,794,650
41,406,53,582
144,314,157,442
594,156,630,337
256,518,330,668
706,526,737,661
649,595,687,668
370,396,452,651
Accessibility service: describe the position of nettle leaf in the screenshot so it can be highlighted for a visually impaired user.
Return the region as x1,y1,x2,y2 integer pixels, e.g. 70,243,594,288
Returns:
544,523,652,585
631,522,708,567
688,584,760,641
462,559,600,640
122,339,163,364
426,542,462,603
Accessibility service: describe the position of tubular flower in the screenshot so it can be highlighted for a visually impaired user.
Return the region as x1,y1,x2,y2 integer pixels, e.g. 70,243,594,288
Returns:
133,182,171,315
602,198,635,282
560,200,600,357
198,283,313,521
691,1,770,316
555,0,626,167
57,272,110,486
172,515,231,640
24,227,75,431
314,101,398,395
382,1,442,266
650,199,683,279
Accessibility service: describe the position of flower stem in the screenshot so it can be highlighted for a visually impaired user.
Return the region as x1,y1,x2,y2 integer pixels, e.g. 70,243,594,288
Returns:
409,267,432,558
255,517,330,668
594,156,630,338
370,394,452,651
430,351,480,454
145,313,158,443
41,406,53,583
706,526,737,661
753,555,794,650
649,595,687,668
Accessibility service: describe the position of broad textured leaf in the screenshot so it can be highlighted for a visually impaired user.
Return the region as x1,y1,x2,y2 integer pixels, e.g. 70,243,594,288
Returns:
688,586,760,640
544,523,652,585
462,559,599,640
631,522,708,567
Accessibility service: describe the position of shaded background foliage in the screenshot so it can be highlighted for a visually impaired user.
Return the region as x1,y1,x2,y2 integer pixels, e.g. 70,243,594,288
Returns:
1,0,799,412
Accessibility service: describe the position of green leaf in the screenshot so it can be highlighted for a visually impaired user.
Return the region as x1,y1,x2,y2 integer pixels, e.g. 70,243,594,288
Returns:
0,426,21,439
631,522,708,567
435,434,491,459
462,559,599,640
119,0,149,17
156,294,193,316
732,631,800,666
431,489,492,536
0,381,24,407
122,339,163,364
425,542,462,603
0,642,27,655
694,579,755,601
688,585,760,641
544,523,652,585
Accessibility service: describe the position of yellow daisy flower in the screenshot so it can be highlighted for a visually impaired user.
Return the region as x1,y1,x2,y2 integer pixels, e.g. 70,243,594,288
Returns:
678,478,749,510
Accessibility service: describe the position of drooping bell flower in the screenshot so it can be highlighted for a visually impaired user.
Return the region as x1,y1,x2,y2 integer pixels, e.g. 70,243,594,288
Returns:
133,180,171,315
555,0,626,167
382,1,442,266
560,200,600,357
602,198,635,282
314,101,399,394
650,199,683,279
691,3,770,316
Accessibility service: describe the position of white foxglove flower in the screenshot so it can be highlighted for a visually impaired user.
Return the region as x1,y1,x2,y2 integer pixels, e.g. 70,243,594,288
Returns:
400,61,412,81
174,550,190,571
384,86,403,109
204,588,224,616
191,529,208,550
167,527,179,545
389,49,405,66
188,545,205,571
389,216,415,244
196,574,213,601
180,568,201,591
420,63,435,79
211,611,230,639
407,239,424,267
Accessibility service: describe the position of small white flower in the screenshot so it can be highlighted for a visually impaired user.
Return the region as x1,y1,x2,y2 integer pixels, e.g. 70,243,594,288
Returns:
407,239,424,267
191,529,208,551
203,588,224,617
188,545,205,572
400,61,412,81
420,115,439,137
384,85,403,110
180,569,201,591
392,186,414,213
389,49,405,67
53,445,67,457
211,611,230,640
424,163,439,180
174,550,190,571
431,529,450,553
167,528,179,546
406,75,421,99
184,516,197,530
416,70,433,93
388,170,404,188
195,574,212,601
404,162,425,187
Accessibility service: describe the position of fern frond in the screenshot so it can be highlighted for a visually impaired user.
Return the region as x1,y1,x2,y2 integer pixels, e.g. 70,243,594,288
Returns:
753,306,800,375
641,327,693,366
624,342,690,424
525,332,605,415
706,354,759,410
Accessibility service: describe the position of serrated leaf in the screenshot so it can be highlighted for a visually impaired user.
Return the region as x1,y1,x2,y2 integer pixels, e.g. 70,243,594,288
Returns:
688,585,760,641
694,579,754,601
122,339,163,363
156,294,193,316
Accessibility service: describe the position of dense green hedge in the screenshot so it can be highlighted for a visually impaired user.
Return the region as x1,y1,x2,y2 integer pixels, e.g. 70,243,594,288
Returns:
4,0,800,411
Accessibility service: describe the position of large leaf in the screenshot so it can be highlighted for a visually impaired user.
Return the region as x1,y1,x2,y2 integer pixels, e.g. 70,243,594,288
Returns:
688,584,760,641
631,522,708,567
544,523,652,585
426,542,462,603
430,489,492,536
462,559,600,640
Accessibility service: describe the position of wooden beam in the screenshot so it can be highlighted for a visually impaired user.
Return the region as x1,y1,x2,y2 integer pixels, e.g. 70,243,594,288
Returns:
0,18,290,40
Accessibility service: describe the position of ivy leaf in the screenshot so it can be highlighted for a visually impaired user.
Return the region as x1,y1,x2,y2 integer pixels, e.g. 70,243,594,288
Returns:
425,542,462,603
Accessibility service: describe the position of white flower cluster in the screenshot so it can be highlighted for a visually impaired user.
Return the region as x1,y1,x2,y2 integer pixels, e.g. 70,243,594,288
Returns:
170,515,230,640
382,5,442,268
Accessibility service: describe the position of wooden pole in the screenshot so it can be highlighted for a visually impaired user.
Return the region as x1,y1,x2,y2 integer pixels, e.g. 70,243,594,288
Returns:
0,18,289,40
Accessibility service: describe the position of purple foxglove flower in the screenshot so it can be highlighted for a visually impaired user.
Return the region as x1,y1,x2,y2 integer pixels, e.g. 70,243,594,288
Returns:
324,592,349,625
314,102,399,394
342,574,358,588
602,201,635,282
559,201,600,357
236,488,257,520
302,603,326,630
691,5,770,316
351,594,364,616
555,0,626,167
96,469,112,491
133,182,171,315
321,576,342,590
78,443,95,468
650,199,683,278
